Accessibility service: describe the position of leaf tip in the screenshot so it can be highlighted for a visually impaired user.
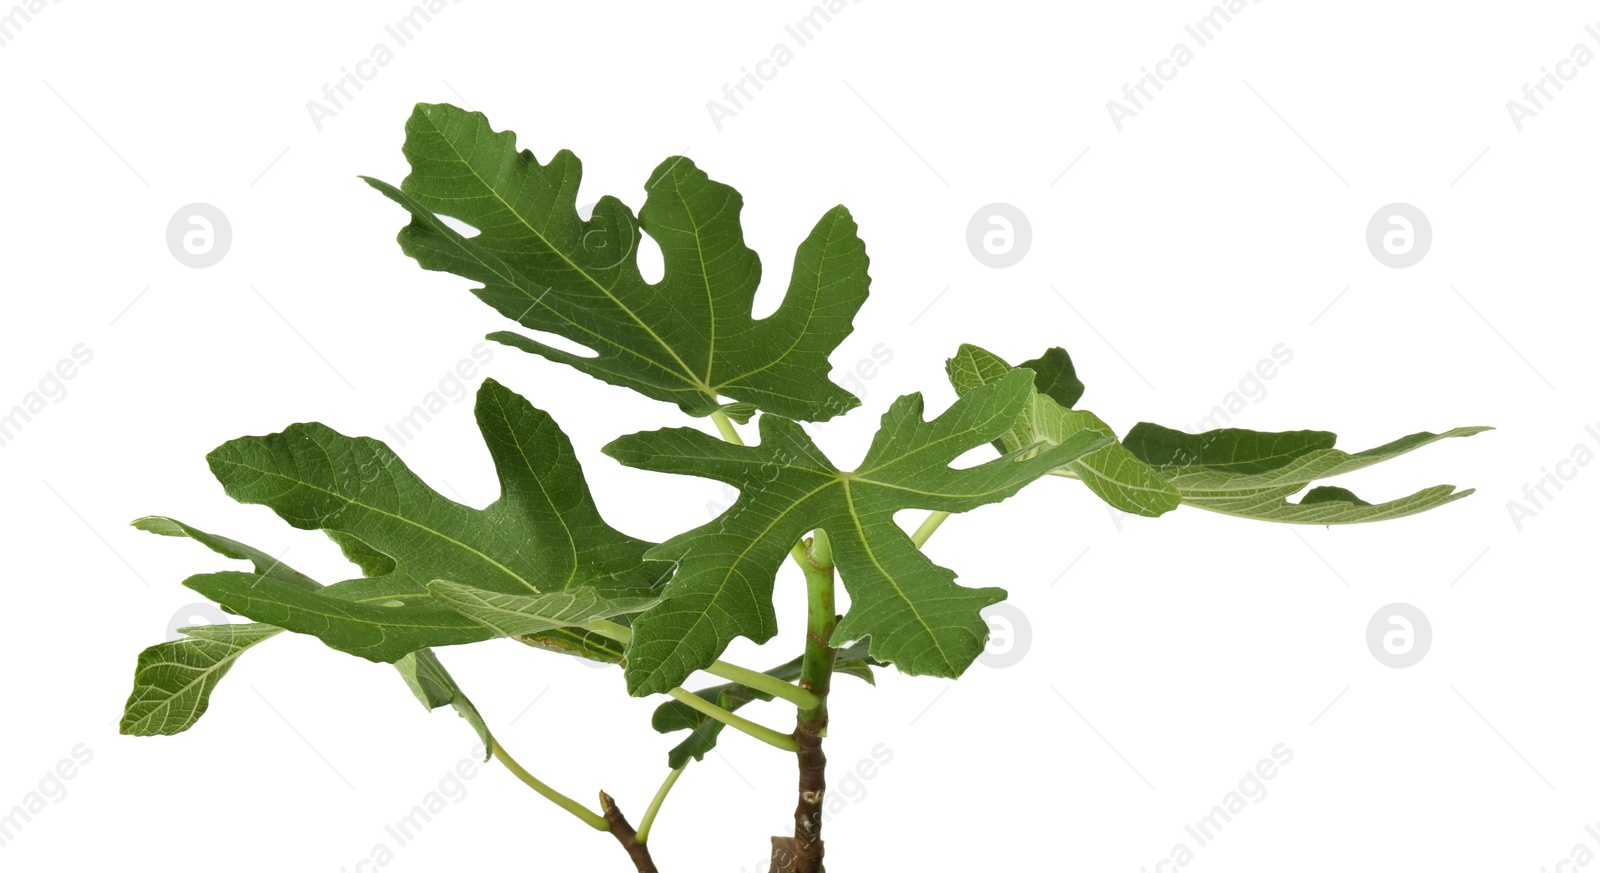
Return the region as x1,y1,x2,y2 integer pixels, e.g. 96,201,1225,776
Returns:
131,515,184,537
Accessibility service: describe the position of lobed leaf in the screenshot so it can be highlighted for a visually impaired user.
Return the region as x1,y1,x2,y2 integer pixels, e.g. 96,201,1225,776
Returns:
947,343,1488,525
363,103,870,421
946,344,1180,517
603,369,1110,695
189,379,661,662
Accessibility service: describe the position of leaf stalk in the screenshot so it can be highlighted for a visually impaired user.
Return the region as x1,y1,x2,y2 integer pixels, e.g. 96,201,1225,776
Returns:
710,409,746,445
634,765,685,844
584,619,821,708
667,688,800,752
490,739,609,831
909,510,950,548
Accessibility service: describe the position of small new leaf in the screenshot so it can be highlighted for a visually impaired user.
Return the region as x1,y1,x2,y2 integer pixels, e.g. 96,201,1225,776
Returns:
364,103,870,421
122,623,283,736
603,370,1110,695
121,515,317,736
121,518,490,751
394,648,494,756
1015,347,1084,409
946,344,1180,517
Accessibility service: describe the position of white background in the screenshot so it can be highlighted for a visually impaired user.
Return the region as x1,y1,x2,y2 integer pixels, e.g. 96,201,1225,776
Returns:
2,1,1596,870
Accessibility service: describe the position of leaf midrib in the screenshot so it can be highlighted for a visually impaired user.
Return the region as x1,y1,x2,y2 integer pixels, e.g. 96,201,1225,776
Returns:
216,455,539,595
1183,484,1467,522
126,627,279,733
839,478,956,672
485,389,582,587
638,474,839,687
424,114,712,399
711,212,842,395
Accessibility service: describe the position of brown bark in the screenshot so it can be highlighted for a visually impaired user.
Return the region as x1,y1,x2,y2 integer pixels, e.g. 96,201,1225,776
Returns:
787,717,828,872
599,791,658,873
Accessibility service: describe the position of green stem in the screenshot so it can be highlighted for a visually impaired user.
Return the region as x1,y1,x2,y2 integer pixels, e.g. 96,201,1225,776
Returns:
789,529,838,872
667,688,799,752
795,530,837,726
710,409,745,445
634,766,685,844
909,510,950,548
491,739,609,831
